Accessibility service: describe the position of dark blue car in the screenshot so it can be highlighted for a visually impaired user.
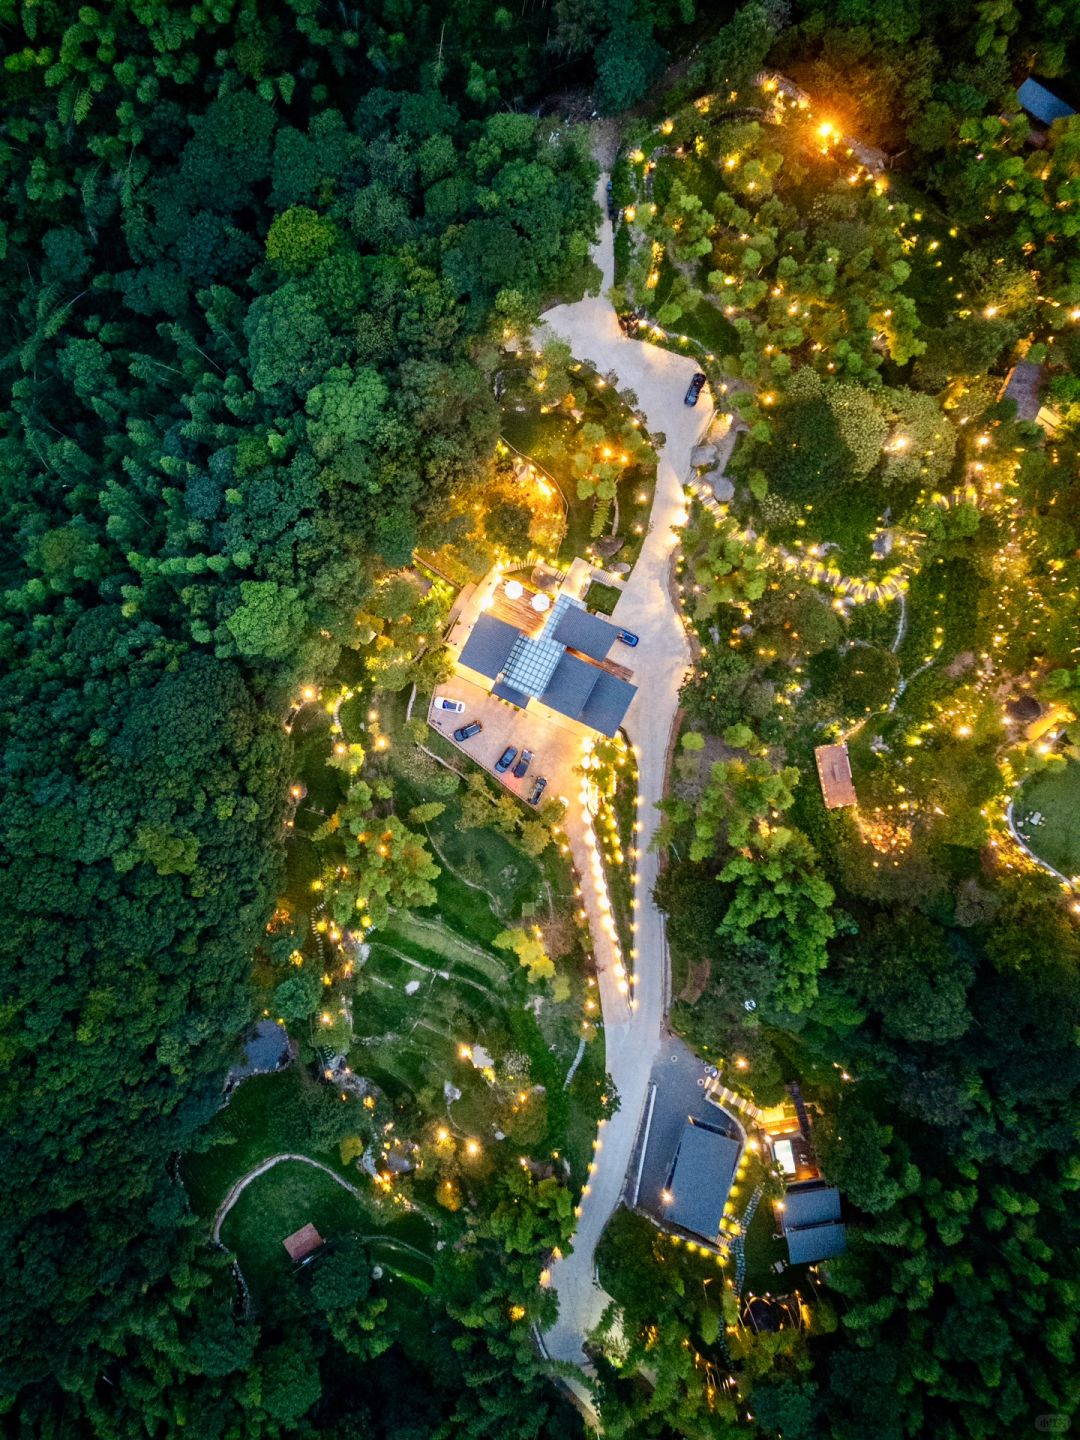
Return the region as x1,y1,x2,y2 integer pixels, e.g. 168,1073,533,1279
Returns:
453,721,482,742
684,372,707,405
527,777,548,807
495,745,517,774
513,749,533,779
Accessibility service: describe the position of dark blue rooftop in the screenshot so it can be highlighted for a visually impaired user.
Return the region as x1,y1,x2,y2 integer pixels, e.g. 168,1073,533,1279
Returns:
458,612,521,680
1018,78,1076,126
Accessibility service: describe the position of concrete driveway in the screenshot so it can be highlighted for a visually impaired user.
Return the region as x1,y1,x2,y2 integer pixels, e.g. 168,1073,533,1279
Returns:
537,169,716,1375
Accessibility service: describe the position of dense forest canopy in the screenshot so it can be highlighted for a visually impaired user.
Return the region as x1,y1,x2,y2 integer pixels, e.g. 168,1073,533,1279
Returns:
0,0,602,1427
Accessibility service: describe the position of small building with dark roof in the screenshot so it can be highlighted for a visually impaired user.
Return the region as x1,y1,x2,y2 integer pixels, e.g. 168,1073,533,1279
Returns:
783,1184,841,1228
552,605,618,662
450,580,636,739
282,1223,324,1263
578,669,638,738
660,1118,741,1242
1017,78,1076,128
226,1019,291,1090
542,652,605,719
457,613,521,683
786,1221,847,1265
1006,693,1042,725
492,680,531,708
779,1182,846,1266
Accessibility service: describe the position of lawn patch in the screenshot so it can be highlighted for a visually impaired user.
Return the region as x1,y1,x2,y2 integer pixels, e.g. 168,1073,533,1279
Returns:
585,580,622,615
1015,760,1080,878
220,1161,365,1301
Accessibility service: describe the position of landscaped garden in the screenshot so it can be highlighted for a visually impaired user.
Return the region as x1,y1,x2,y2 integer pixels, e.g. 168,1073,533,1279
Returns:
497,345,659,575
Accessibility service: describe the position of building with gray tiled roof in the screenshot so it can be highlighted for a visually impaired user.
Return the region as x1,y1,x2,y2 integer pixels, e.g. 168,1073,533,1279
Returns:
454,584,636,739
660,1118,741,1242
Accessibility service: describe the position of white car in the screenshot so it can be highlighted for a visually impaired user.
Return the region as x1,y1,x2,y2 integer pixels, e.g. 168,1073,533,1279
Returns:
435,697,466,713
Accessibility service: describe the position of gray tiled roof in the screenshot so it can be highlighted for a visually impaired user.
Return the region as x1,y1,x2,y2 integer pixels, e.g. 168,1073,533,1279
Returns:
782,1185,842,1230
540,652,602,719
492,681,531,708
552,603,619,661
785,1221,847,1266
458,613,520,680
579,669,637,738
661,1120,740,1240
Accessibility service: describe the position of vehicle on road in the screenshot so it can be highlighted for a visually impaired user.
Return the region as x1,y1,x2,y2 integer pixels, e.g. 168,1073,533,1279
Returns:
606,179,616,221
453,721,482,742
684,371,707,405
616,629,639,647
435,697,465,713
495,745,518,774
513,749,533,779
527,777,548,806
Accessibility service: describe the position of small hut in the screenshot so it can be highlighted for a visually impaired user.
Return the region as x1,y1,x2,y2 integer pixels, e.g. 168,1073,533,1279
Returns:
814,743,857,809
282,1223,324,1264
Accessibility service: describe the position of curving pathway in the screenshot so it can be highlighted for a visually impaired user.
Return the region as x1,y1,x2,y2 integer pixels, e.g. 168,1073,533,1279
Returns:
211,1152,433,1264
535,170,713,1379
212,1152,364,1243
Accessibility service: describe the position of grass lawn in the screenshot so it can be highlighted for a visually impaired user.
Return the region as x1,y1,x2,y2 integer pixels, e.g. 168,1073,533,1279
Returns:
740,1185,786,1296
499,364,657,572
679,299,740,360
184,1070,355,1219
585,580,622,615
1015,760,1080,878
220,1161,366,1301
219,1159,436,1304
595,753,638,967
425,800,543,928
761,482,891,579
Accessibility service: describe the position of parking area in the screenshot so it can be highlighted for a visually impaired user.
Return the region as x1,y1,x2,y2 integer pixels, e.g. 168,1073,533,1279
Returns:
428,677,582,807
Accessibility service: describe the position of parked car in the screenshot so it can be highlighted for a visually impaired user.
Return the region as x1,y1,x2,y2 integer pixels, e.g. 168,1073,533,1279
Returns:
684,371,707,406
616,629,639,647
453,721,482,742
606,179,617,221
513,749,533,779
435,696,465,713
495,745,518,774
527,777,548,806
